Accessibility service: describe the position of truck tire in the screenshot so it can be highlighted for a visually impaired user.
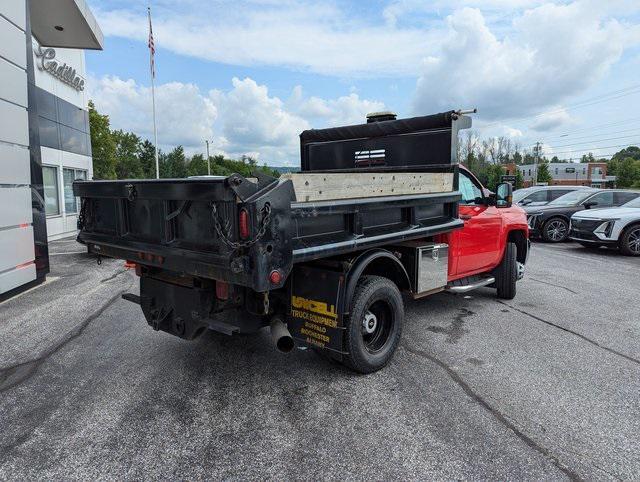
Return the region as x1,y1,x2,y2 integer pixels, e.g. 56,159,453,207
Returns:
343,276,404,374
619,224,640,256
495,242,517,300
541,217,569,242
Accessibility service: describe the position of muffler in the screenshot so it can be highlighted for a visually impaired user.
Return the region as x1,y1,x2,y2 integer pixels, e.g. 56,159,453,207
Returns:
270,317,295,353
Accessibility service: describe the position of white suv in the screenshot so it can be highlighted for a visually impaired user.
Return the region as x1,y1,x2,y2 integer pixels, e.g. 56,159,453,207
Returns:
569,195,640,256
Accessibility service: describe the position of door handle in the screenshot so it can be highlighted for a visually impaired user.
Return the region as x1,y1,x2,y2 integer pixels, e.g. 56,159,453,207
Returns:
460,214,472,220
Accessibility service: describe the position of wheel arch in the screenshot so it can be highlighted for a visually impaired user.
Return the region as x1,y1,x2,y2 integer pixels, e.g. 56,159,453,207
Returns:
345,249,411,307
619,220,640,245
507,229,529,264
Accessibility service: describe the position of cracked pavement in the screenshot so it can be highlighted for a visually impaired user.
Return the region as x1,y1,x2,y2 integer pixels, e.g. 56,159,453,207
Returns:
0,238,638,479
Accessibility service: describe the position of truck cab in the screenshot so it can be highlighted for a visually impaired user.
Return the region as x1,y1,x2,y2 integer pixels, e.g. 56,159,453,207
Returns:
443,166,529,283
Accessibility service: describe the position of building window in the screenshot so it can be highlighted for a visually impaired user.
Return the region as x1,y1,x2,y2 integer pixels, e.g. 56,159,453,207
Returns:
528,169,531,176
42,166,60,216
36,87,91,157
63,168,87,213
555,168,558,175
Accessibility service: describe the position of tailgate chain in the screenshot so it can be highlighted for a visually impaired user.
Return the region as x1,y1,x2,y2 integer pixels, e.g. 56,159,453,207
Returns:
211,202,272,250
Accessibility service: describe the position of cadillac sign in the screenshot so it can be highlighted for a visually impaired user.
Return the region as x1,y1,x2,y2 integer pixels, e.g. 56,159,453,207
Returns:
34,46,85,91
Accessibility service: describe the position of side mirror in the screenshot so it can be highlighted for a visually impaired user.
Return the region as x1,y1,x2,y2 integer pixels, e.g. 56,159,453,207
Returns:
583,201,598,209
496,183,513,208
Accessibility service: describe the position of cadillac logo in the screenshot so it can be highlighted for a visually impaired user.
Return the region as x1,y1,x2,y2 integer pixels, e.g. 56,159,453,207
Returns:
34,45,85,91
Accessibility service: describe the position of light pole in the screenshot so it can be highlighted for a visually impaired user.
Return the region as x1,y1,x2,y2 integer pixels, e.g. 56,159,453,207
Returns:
205,140,211,175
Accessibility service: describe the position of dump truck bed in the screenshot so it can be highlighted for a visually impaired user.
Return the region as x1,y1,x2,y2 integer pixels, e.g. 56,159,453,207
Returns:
74,110,471,292
74,171,462,292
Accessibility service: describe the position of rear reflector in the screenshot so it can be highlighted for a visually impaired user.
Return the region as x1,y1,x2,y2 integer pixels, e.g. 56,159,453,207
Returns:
269,269,282,285
216,281,229,300
239,208,249,239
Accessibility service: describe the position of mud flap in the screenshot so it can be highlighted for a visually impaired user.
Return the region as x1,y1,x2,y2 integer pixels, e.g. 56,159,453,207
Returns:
287,265,348,360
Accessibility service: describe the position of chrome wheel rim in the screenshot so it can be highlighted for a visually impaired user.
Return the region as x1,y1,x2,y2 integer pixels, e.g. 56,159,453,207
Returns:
629,228,640,254
546,220,567,241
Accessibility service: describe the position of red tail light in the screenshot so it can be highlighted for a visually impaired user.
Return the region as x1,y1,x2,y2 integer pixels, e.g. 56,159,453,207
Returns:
216,281,229,300
239,208,250,239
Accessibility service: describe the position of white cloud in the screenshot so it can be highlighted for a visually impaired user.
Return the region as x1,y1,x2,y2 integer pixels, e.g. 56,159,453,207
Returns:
289,86,386,126
95,2,436,77
412,3,633,120
89,75,385,164
210,77,309,162
88,76,217,150
530,108,572,132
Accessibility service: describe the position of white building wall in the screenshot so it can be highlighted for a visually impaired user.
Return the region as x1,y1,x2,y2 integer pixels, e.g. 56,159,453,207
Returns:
33,42,93,240
0,0,37,293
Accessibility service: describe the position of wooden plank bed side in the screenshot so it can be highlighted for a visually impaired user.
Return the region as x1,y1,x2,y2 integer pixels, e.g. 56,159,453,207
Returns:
281,172,454,202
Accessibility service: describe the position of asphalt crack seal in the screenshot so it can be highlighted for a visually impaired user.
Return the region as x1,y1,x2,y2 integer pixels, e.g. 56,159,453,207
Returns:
0,286,130,393
498,301,640,367
402,343,581,481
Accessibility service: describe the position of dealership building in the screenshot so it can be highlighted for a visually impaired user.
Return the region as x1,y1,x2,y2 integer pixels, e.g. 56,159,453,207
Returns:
505,162,617,188
1,0,102,297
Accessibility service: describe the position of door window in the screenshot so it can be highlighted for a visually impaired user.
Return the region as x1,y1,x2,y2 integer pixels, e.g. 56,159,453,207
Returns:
524,190,548,203
550,190,572,200
459,172,482,204
585,191,614,207
615,192,640,205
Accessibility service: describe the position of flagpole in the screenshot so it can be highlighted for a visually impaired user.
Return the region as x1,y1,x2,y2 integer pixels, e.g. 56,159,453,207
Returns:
148,7,159,179
151,67,159,179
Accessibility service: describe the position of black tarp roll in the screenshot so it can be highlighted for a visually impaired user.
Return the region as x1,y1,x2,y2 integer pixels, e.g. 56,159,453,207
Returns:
299,111,455,144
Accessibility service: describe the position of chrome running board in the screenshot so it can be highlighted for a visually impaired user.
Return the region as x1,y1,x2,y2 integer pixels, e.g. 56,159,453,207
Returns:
445,276,495,294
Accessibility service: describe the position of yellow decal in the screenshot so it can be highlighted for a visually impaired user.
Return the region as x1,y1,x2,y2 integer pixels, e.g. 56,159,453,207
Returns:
291,295,338,319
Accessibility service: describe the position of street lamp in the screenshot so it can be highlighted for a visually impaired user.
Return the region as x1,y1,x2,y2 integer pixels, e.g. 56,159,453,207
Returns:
205,140,211,176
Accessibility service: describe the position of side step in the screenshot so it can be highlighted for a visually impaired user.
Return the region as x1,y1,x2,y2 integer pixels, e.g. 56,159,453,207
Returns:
445,275,495,294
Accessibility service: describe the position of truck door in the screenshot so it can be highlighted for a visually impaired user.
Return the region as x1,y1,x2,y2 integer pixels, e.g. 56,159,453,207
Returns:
451,171,503,277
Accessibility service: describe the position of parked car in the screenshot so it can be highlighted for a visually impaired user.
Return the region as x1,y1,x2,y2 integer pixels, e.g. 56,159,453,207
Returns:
525,189,640,242
569,196,640,255
513,185,589,207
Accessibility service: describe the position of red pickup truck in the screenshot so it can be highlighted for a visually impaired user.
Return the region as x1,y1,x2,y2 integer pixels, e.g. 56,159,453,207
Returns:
74,111,529,373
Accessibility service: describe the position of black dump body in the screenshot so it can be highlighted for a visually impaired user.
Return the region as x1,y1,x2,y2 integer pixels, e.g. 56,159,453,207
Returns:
74,111,470,294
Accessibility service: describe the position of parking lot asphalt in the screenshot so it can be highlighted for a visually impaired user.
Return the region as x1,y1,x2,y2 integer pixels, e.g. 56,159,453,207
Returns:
0,237,638,480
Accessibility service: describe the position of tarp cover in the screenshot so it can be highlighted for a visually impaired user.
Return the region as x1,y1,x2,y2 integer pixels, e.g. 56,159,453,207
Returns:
299,111,455,144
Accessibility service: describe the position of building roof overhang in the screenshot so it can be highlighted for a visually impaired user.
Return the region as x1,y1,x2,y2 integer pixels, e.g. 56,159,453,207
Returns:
29,0,103,50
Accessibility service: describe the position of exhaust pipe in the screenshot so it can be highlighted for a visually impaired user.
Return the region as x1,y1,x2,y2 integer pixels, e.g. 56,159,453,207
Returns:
270,317,295,353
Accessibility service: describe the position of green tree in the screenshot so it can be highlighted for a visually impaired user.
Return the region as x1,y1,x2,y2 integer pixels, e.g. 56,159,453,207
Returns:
612,146,640,162
163,146,187,178
581,153,596,163
515,170,524,189
138,140,157,179
536,162,553,184
615,157,640,188
485,164,504,191
88,101,116,179
186,153,209,177
112,130,142,179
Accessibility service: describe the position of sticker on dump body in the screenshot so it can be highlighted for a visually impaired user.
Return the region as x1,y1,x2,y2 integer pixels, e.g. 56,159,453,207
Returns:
288,265,347,354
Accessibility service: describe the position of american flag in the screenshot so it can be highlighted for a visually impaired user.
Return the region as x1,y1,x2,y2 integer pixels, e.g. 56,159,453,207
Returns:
148,7,155,78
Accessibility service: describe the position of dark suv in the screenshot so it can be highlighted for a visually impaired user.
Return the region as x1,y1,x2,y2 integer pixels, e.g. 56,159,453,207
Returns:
525,189,640,242
513,185,589,207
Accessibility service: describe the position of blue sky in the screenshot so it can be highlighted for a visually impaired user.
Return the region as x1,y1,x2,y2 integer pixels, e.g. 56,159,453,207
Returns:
85,0,640,165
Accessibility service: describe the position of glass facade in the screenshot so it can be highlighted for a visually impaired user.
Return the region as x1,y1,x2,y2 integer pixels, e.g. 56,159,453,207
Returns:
42,166,59,215
36,87,91,157
63,168,87,213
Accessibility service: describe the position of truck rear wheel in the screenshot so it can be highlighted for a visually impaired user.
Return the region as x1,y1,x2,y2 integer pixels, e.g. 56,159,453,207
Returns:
495,242,517,300
343,276,403,374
